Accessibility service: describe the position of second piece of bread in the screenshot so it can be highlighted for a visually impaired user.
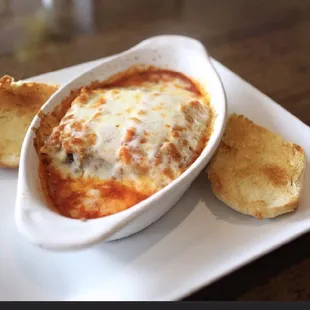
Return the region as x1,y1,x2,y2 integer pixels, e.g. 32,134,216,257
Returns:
207,114,306,219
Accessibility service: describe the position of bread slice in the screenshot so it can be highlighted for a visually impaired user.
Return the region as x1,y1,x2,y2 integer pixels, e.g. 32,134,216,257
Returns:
0,75,58,168
207,114,306,219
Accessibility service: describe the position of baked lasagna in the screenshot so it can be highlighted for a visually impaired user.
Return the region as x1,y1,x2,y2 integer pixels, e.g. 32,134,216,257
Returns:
36,66,213,219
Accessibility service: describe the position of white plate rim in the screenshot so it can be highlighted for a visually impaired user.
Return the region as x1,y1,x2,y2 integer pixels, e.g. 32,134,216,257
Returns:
3,56,309,301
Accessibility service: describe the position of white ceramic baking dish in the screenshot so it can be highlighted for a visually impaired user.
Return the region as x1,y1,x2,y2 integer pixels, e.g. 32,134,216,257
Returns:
15,35,227,251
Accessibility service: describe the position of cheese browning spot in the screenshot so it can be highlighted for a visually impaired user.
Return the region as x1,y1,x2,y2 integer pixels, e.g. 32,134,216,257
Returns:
92,96,106,108
123,128,136,143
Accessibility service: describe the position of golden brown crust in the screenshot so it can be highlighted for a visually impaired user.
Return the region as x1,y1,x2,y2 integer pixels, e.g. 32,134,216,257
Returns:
207,114,306,219
0,75,58,168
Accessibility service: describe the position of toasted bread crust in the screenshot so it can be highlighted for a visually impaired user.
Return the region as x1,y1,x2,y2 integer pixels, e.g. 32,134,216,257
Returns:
0,75,58,168
208,114,306,219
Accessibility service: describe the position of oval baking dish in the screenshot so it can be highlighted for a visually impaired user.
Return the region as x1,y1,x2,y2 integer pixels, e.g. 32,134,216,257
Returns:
15,35,227,251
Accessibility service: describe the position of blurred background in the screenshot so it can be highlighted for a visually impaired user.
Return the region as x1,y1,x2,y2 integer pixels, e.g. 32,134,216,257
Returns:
1,0,309,125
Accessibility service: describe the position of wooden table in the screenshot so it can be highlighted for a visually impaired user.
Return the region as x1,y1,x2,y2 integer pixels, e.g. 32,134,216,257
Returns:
1,0,309,301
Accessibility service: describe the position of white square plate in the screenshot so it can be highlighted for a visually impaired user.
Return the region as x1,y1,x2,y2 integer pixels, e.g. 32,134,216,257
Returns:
0,57,309,301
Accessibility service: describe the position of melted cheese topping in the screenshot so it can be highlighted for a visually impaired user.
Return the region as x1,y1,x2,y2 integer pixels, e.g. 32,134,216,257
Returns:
39,70,211,219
